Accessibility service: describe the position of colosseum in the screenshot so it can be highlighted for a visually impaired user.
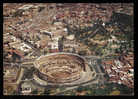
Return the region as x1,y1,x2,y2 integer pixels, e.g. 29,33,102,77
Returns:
33,52,97,86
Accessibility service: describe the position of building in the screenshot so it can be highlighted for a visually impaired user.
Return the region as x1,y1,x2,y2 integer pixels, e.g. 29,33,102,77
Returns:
48,36,62,53
20,82,32,94
3,65,20,83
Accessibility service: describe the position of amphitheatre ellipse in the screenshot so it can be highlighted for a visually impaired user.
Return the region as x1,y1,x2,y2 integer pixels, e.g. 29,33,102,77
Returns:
33,52,97,86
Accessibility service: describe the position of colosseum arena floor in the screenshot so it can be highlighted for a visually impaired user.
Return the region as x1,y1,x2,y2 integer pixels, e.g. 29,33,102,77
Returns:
33,52,97,86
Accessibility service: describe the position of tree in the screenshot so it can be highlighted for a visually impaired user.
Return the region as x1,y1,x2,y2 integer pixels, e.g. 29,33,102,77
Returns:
43,88,51,95
104,83,134,95
109,90,120,95
31,89,38,95
93,88,108,96
78,51,86,56
76,86,85,92
115,84,133,94
12,90,19,95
